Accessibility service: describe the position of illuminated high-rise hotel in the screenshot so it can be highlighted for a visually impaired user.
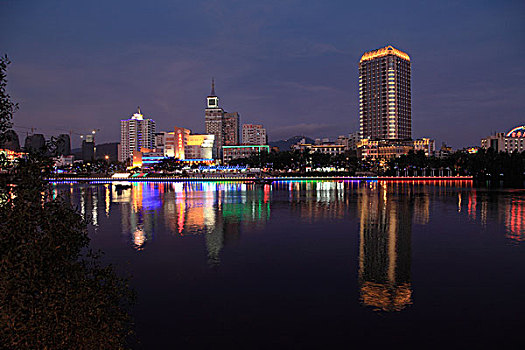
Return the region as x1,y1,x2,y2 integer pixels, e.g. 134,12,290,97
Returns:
119,107,156,162
359,45,411,140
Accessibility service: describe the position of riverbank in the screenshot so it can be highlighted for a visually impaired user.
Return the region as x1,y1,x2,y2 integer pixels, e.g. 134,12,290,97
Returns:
47,175,474,183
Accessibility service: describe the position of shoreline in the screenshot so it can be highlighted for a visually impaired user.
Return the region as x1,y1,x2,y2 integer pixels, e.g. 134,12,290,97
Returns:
47,176,474,183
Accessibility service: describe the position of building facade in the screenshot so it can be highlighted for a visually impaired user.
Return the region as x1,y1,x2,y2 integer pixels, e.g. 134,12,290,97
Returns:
204,80,240,158
335,132,360,151
359,45,411,140
205,80,224,158
222,145,270,163
481,125,525,153
185,134,215,160
223,112,240,146
24,134,46,153
81,134,95,162
154,132,167,154
173,127,191,160
242,124,267,145
413,138,435,157
357,139,412,160
292,142,346,156
119,107,156,162
56,134,71,156
356,138,435,160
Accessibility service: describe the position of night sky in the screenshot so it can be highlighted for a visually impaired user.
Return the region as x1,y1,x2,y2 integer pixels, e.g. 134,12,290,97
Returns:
1,0,524,148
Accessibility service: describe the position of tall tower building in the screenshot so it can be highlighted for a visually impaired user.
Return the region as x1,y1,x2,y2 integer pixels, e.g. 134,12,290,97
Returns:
24,133,46,153
223,112,240,146
119,107,156,162
81,134,95,162
204,79,240,158
205,79,224,158
56,134,71,156
359,45,411,140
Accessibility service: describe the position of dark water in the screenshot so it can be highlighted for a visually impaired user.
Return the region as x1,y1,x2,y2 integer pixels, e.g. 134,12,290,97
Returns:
54,180,525,348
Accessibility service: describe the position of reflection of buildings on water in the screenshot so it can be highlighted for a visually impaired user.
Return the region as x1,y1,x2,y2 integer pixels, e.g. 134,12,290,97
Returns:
280,181,352,221
77,185,106,227
206,183,271,266
162,182,217,235
113,182,162,250
358,182,413,312
413,192,430,225
114,182,271,260
204,184,271,266
505,198,525,241
462,190,525,242
62,183,114,230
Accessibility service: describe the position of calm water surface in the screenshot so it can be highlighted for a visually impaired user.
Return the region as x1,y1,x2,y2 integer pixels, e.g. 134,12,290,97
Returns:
55,181,525,347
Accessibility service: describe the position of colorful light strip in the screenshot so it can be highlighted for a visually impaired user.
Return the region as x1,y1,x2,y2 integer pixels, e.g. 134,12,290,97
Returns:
506,125,525,137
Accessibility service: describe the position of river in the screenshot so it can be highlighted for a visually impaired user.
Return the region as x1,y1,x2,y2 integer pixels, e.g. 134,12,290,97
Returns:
53,180,524,347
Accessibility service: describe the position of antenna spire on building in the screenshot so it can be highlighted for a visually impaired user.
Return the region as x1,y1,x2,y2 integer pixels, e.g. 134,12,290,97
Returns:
137,106,141,114
211,78,215,96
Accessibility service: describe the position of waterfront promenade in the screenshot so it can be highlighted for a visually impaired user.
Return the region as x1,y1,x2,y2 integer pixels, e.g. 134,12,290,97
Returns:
47,175,473,183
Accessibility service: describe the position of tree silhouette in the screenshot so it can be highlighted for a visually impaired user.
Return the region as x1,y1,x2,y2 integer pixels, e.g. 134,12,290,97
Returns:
0,56,136,349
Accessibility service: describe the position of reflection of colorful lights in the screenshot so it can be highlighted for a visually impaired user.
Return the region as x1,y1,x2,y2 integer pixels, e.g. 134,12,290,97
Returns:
264,184,271,203
178,195,185,234
92,190,98,226
133,229,146,250
360,282,412,312
468,190,477,219
506,198,525,242
105,184,110,217
80,188,85,219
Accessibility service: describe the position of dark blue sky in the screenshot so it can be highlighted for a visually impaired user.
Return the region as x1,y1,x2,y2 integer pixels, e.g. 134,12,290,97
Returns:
1,0,524,148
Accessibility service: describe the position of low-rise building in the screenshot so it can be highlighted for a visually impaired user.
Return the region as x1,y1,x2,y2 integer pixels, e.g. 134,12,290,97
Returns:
222,145,270,163
185,134,214,160
54,155,75,167
413,138,435,157
334,132,360,151
481,133,505,152
292,141,346,156
436,143,453,158
481,125,525,153
357,138,436,160
242,124,267,145
357,139,413,160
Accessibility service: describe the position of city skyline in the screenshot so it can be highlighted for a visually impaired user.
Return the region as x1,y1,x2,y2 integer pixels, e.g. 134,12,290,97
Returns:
1,1,524,149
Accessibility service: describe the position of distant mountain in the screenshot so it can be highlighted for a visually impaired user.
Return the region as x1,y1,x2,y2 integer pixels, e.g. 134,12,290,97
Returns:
269,136,314,151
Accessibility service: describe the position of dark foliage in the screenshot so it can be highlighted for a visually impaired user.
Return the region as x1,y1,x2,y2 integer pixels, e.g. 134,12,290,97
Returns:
229,149,360,174
0,56,17,142
387,149,525,186
0,57,135,349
